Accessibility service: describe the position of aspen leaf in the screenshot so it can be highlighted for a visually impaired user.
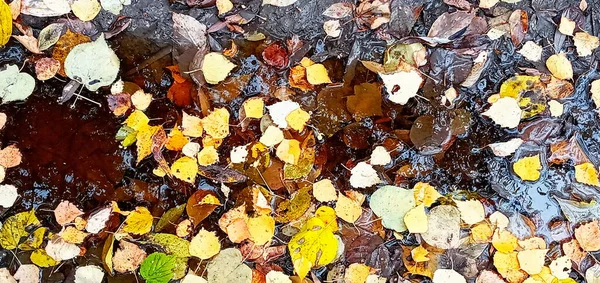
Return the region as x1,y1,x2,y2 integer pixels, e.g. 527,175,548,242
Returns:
230,145,248,163
344,263,372,283
563,239,587,267
216,0,233,14
14,264,39,283
30,249,59,268
0,64,35,104
313,179,337,202
404,204,428,233
411,245,430,262
64,34,119,91
574,32,599,57
263,0,298,7
518,249,548,275
323,2,354,18
267,100,300,128
113,241,147,273
0,268,14,283
132,90,152,111
0,144,17,168
60,226,88,244
575,162,599,186
172,156,198,184
285,108,310,132
276,139,301,165
513,154,542,181
288,217,338,279
315,206,339,232
433,269,466,283
586,264,600,283
455,199,485,225
421,205,461,249
370,146,391,166
46,237,81,261
166,127,189,151
71,0,101,21
323,20,342,38
248,215,275,245
102,235,114,274
0,210,40,250
35,58,61,81
86,207,112,234
381,69,423,105
265,271,291,283
549,100,564,117
305,63,331,85
189,229,221,259
206,248,252,283
335,193,362,223
549,256,571,279
575,220,600,251
489,138,523,157
0,184,18,208
202,53,236,84
493,251,527,283
482,97,522,128
413,182,443,207
546,53,573,80
187,190,221,226
471,223,493,243
260,126,284,147
558,16,575,36
243,97,264,119
370,186,415,232
197,146,219,166
0,1,11,47
181,112,203,138
492,229,519,253
518,41,543,61
122,207,153,235
349,162,381,188
202,108,230,139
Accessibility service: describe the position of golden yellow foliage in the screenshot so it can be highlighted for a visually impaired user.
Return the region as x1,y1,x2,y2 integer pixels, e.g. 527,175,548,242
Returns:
0,0,11,47
247,215,275,245
171,156,198,184
335,193,362,224
197,146,219,166
411,245,430,262
286,108,310,132
202,108,230,139
276,139,301,164
166,127,189,151
288,217,338,279
122,207,153,235
575,162,600,186
513,154,542,181
189,229,221,259
243,97,264,119
492,229,519,253
404,204,428,233
413,182,442,207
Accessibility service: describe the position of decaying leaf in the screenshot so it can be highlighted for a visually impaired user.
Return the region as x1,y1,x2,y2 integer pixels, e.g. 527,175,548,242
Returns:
349,162,381,188
189,229,221,259
206,248,252,283
482,97,522,128
370,186,414,232
64,34,120,91
113,241,147,273
421,205,461,249
288,217,338,279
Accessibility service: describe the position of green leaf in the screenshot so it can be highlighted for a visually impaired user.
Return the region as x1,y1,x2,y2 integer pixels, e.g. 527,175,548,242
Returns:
0,210,40,250
140,252,176,283
155,204,186,232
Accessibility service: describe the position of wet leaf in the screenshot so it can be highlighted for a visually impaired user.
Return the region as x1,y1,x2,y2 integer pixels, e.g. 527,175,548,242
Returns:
347,83,383,121
189,229,221,259
313,179,337,202
187,190,221,226
0,184,18,208
35,58,61,81
575,162,599,186
513,154,542,181
64,34,120,91
492,229,519,253
575,220,600,252
546,53,573,80
404,204,428,233
172,156,199,184
413,182,443,207
14,264,39,283
370,186,414,232
156,204,186,232
274,186,311,223
122,207,153,235
508,9,528,46
202,53,236,84
349,162,381,188
30,249,59,268
0,210,40,250
0,64,35,104
262,0,298,7
288,217,338,279
85,206,112,233
433,269,466,283
518,41,543,62
45,236,81,261
323,20,342,38
489,138,523,157
71,0,101,21
102,234,114,274
323,3,354,18
428,10,475,39
0,1,10,47
74,266,105,283
335,192,363,224
113,241,147,273
517,249,548,275
381,68,422,105
146,233,190,258
262,42,289,69
455,199,485,225
202,107,230,139
482,97,522,128
140,252,176,283
573,32,599,57
422,205,461,249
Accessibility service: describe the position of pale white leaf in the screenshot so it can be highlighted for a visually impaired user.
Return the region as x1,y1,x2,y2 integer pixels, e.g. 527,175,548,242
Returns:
172,12,208,50
488,138,523,157
0,184,19,208
0,65,35,104
74,266,105,283
46,237,81,261
518,41,543,62
64,34,120,91
381,69,423,105
262,0,298,7
323,20,341,38
21,0,71,17
323,3,354,18
433,269,466,283
350,162,381,188
230,146,248,164
0,268,16,283
14,264,40,283
482,97,522,128
85,207,112,233
370,146,391,166
39,23,65,51
267,101,300,129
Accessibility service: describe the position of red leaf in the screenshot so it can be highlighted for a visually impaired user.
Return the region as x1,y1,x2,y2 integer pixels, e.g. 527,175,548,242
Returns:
262,42,289,69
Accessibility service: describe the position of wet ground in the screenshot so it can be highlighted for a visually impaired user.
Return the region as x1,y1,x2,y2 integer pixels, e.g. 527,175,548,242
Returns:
2,0,600,282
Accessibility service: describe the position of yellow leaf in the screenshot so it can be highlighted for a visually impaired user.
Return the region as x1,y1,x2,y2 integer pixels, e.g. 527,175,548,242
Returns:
0,0,11,47
189,229,221,259
171,156,198,184
528,267,558,283
124,110,150,131
197,146,219,166
135,124,159,164
300,57,315,67
492,229,519,253
404,204,428,234
59,227,89,244
546,53,573,80
285,108,310,132
0,210,40,250
166,127,189,151
494,251,528,283
411,245,430,262
344,263,372,283
181,112,203,138
122,207,153,235
72,0,101,21
315,206,339,232
559,16,576,36
202,135,223,148
455,199,485,225
413,182,442,207
19,227,46,251
513,154,542,181
202,52,236,84
202,108,230,139
335,193,362,224
575,162,600,186
305,63,332,85
312,179,337,202
248,215,275,245
216,0,233,14
30,249,59,268
276,139,301,165
259,126,284,147
243,97,264,119
471,223,493,243
499,76,542,99
517,249,549,275
288,217,338,279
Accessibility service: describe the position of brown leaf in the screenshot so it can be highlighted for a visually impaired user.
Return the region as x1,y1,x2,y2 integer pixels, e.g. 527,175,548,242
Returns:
509,9,528,46
167,79,195,107
13,35,41,54
346,83,383,121
262,42,289,69
52,30,92,77
35,58,61,81
548,136,590,165
107,93,132,116
443,0,471,10
427,10,475,39
187,190,220,226
563,239,587,267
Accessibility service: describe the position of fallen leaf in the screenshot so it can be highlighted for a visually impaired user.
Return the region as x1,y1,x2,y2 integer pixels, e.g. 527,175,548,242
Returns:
335,193,363,223
71,0,101,21
323,3,354,18
575,220,600,251
267,100,300,128
548,100,564,117
313,179,337,202
260,126,284,147
0,210,40,250
0,1,11,47
131,90,152,111
0,65,35,104
64,34,120,91
489,138,523,157
518,41,543,61
493,251,527,283
344,263,372,283
197,146,219,166
455,199,485,225
482,97,522,128
216,0,233,14
575,162,599,186
380,68,423,105
347,83,383,121
121,207,153,235
422,205,461,249
433,269,466,283
202,108,230,139
202,53,236,84
74,266,105,283
113,240,147,273
30,249,59,268
85,206,112,233
206,248,252,283
323,20,342,38
471,223,494,243
172,156,198,184
413,182,443,207
509,9,528,46
558,16,576,36
586,264,600,283
35,58,61,81
230,145,248,164
140,252,176,283
411,245,430,262
187,190,221,226
546,53,573,80
404,204,428,233
276,139,301,165
190,229,221,259
262,0,298,7
288,217,338,279
14,264,40,283
492,229,519,253
513,154,542,181
370,186,414,232
517,249,548,275
305,63,332,85
60,226,89,244
549,255,571,279
563,239,586,267
574,32,599,57
285,108,310,132
242,97,264,119
0,184,18,208
262,42,289,69
13,34,41,54
100,0,131,14
248,215,275,245
46,237,81,261
349,162,381,188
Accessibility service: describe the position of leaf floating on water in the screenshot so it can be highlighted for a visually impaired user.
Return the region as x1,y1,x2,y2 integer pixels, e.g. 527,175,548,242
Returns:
488,138,523,157
288,217,338,279
370,186,415,232
64,34,120,91
0,210,40,250
140,252,176,283
74,266,105,283
421,205,461,249
513,154,542,181
113,241,147,273
573,32,600,57
0,184,19,208
546,53,573,80
482,97,522,128
202,53,236,84
0,65,35,104
575,162,600,186
189,229,221,259
262,0,298,7
432,269,466,283
349,162,381,188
